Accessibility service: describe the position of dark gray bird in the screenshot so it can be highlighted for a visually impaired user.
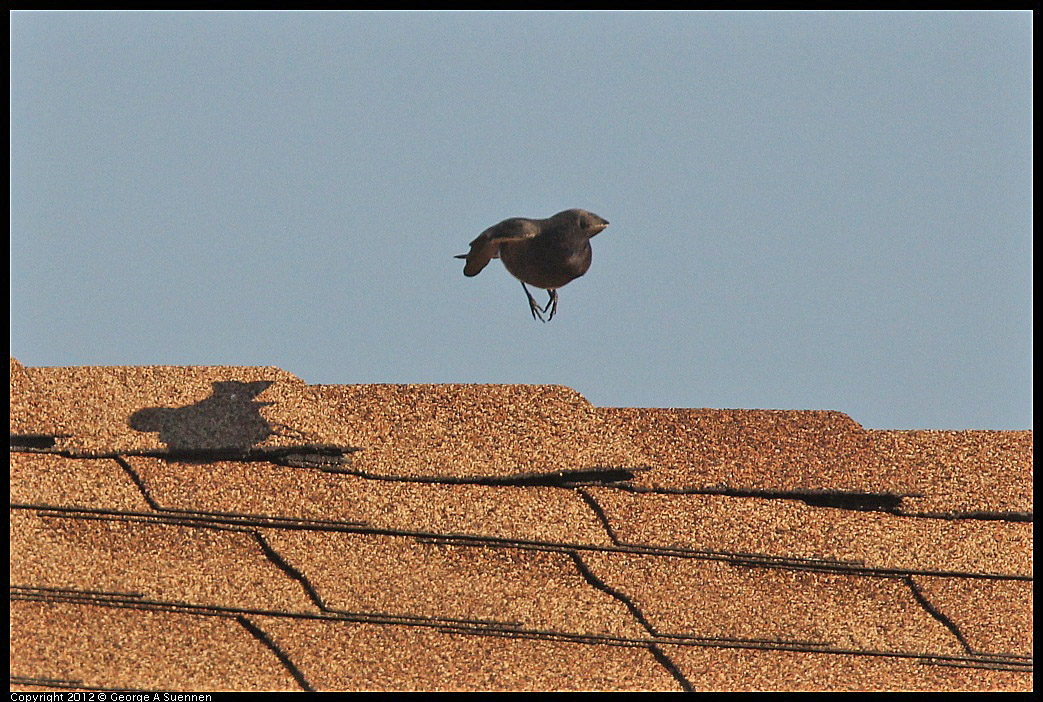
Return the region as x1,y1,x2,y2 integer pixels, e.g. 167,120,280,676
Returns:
455,208,609,321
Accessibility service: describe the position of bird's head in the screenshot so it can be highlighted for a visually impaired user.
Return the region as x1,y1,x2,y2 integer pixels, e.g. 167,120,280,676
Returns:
554,209,610,237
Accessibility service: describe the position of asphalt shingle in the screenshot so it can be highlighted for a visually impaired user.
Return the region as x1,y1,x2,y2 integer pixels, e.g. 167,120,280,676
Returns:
9,359,1032,692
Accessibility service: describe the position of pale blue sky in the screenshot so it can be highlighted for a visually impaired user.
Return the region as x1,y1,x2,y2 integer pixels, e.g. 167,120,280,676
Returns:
10,11,1032,429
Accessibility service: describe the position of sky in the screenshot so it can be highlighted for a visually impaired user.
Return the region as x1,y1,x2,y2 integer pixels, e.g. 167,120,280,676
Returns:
10,11,1032,429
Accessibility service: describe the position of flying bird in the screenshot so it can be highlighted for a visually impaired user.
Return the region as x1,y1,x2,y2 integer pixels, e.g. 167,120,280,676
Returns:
455,208,609,322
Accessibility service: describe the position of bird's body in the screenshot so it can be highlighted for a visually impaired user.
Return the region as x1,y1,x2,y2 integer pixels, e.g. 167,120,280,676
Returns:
455,208,609,321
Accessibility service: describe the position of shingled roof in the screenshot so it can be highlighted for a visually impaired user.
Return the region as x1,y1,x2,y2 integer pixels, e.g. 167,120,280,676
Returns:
9,357,1032,692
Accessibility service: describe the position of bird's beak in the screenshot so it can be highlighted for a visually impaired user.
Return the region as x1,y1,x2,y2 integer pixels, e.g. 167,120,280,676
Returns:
590,220,609,237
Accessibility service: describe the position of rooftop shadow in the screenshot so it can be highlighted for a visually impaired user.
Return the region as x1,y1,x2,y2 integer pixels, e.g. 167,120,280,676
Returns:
128,380,276,452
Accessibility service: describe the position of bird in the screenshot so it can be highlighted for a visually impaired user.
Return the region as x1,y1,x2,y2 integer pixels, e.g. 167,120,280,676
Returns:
455,208,609,322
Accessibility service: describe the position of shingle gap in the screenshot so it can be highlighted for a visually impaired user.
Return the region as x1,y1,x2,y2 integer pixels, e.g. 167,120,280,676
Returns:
10,442,355,468
11,586,1031,672
564,548,696,689
904,576,974,654
251,531,328,612
9,677,86,689
14,503,1028,582
566,551,659,636
648,645,694,692
12,504,369,532
9,435,60,450
11,585,145,600
235,615,314,692
322,465,641,486
574,488,624,545
618,483,911,513
922,659,1034,673
900,509,1032,523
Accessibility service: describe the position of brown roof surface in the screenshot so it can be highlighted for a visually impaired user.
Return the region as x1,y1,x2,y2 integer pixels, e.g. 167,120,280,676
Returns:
9,359,1033,692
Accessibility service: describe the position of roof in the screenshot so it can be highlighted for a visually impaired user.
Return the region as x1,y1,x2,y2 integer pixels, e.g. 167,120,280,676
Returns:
9,357,1033,692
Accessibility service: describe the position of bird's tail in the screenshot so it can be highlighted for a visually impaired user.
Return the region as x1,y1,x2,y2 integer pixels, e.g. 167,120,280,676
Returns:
455,239,500,277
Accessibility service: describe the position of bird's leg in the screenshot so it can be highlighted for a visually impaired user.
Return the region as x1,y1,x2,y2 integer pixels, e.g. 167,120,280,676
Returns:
545,289,558,321
521,282,546,322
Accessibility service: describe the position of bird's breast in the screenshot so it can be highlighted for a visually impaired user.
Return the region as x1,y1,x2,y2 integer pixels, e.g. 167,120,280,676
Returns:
499,239,592,290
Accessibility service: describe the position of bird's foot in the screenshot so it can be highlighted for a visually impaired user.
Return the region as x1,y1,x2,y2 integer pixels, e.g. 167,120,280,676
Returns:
544,289,558,321
522,283,557,322
522,283,546,322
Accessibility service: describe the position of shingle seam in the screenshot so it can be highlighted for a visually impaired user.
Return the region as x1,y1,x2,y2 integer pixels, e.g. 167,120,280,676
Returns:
921,659,1034,672
249,534,526,630
15,439,635,487
11,504,370,535
8,676,163,692
611,484,1032,522
3,586,689,648
29,458,1036,527
12,445,353,468
564,550,694,692
113,456,163,510
359,528,858,569
11,585,146,600
315,464,639,485
423,530,1034,583
13,503,1032,582
574,487,623,545
445,617,834,651
898,510,1032,523
565,551,659,636
903,576,974,655
20,506,531,637
8,435,61,450
9,676,83,690
647,645,695,692
23,444,1030,522
9,676,80,686
617,483,911,512
438,622,835,653
10,586,521,635
0,586,825,656
251,532,524,629
10,588,1031,671
251,532,328,612
235,614,314,691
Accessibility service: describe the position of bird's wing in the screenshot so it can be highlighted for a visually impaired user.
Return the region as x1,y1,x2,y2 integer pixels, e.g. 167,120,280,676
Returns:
455,218,539,277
